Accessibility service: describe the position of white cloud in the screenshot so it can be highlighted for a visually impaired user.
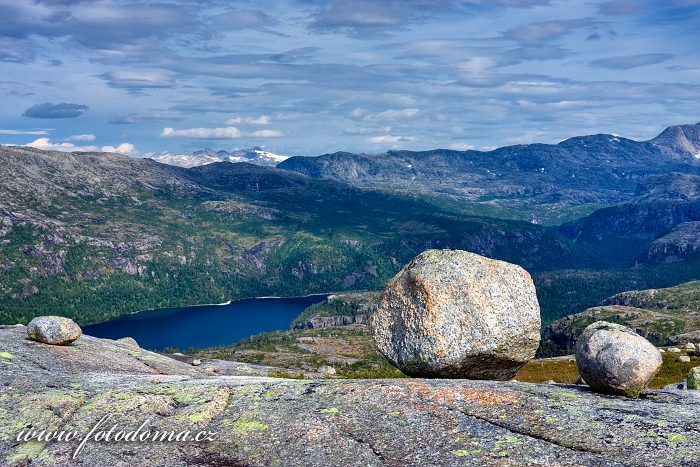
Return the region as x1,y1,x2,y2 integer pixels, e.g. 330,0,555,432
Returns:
343,126,391,135
367,135,415,144
101,143,137,155
0,129,49,135
375,108,420,120
24,138,137,155
250,129,284,137
349,108,421,122
448,142,475,150
65,134,96,142
161,125,284,139
226,116,270,125
349,108,370,120
26,138,97,152
100,71,174,89
161,126,242,139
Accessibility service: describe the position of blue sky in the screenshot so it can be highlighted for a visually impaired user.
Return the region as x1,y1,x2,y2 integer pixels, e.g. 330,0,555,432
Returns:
1,0,699,157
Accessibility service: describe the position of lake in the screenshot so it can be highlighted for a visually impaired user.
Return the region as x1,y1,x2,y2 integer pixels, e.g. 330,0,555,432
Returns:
82,294,328,351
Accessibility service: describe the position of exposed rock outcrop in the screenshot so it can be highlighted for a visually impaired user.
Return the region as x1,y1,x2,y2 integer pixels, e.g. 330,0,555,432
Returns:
291,291,380,330
1,325,700,466
371,249,540,380
575,321,662,397
293,313,368,329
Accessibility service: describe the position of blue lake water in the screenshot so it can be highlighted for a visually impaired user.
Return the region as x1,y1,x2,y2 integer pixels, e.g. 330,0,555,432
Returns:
83,294,328,351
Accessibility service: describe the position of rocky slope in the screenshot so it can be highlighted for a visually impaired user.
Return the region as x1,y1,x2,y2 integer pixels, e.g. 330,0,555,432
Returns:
278,123,700,222
291,291,380,329
2,144,700,330
559,173,700,266
0,146,605,326
2,325,700,466
544,281,700,354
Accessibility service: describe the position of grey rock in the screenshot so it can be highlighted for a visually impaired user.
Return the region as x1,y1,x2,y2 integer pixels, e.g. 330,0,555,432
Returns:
370,249,541,380
683,342,696,350
318,365,337,376
575,321,662,397
294,313,368,329
664,381,687,390
191,358,202,366
3,325,700,466
669,330,700,346
115,336,139,348
689,367,700,390
26,315,82,345
668,347,682,353
679,355,691,363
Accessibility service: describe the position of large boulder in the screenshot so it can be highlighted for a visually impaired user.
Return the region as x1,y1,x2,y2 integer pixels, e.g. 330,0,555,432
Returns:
370,249,540,380
27,316,82,345
575,321,662,397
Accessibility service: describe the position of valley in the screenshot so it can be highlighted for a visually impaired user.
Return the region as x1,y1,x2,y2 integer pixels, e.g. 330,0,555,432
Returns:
1,123,700,353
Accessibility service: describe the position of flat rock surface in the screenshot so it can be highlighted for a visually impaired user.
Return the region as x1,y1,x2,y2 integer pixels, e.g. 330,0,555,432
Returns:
1,326,700,466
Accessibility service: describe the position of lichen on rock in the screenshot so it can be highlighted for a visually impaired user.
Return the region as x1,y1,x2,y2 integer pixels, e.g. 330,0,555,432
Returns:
575,321,662,397
27,316,82,346
370,249,541,380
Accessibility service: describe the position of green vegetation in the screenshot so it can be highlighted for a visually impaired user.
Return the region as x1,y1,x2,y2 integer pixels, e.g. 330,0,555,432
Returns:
535,262,700,329
541,280,700,357
193,326,406,379
2,150,700,338
291,291,380,328
0,153,620,326
516,351,700,389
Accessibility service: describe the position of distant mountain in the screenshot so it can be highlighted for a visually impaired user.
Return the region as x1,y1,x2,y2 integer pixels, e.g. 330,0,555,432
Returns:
278,123,700,223
150,147,288,168
650,123,700,163
0,146,599,327
3,130,700,335
559,172,700,266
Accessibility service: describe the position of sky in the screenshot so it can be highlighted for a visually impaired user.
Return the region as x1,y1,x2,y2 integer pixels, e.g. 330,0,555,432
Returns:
1,0,699,157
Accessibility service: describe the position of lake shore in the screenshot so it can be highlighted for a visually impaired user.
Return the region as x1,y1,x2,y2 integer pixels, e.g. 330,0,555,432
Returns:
82,293,333,350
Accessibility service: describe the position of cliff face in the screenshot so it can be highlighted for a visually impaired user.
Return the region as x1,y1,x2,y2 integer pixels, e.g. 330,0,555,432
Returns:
2,325,700,466
291,291,380,329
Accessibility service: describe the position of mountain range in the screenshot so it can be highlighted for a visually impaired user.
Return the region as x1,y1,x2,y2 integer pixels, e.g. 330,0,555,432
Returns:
150,147,288,168
1,122,700,343
279,122,700,224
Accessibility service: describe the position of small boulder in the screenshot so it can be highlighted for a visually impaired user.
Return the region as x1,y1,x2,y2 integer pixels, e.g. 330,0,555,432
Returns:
668,347,681,353
27,316,81,345
319,365,337,376
679,355,691,363
688,367,700,390
370,249,541,380
191,359,202,366
575,321,662,397
683,342,696,351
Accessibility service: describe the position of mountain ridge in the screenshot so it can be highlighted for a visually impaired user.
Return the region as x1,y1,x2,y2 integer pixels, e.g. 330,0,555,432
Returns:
150,146,288,168
277,122,700,222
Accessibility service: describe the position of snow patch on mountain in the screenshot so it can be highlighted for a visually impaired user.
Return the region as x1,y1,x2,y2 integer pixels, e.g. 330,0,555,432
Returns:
149,147,288,168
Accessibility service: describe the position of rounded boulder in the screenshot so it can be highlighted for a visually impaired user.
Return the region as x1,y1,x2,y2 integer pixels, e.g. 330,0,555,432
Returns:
370,249,541,380
575,321,662,397
27,316,82,345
